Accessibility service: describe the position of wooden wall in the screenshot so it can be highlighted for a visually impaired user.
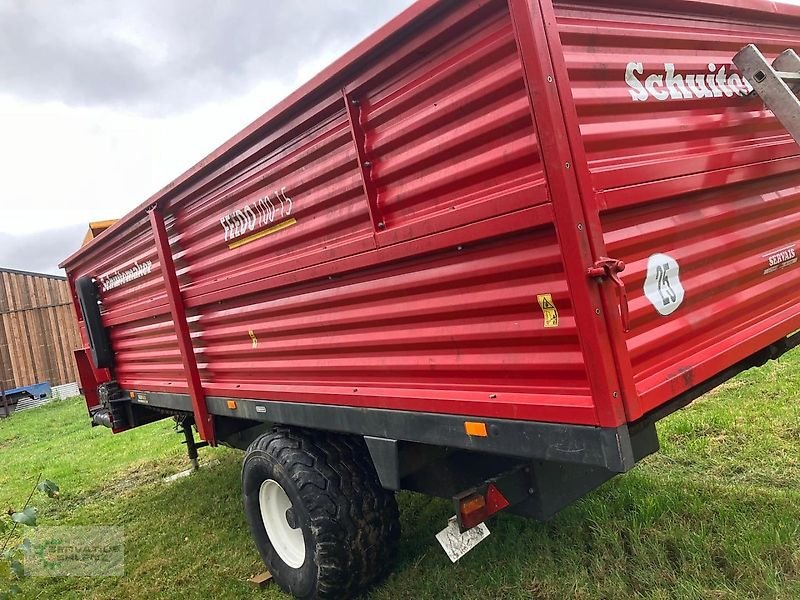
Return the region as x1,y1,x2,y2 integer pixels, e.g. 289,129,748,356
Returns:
0,269,81,391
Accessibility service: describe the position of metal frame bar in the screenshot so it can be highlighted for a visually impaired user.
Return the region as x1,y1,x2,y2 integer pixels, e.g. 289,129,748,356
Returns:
125,388,637,473
343,90,385,233
507,0,627,427
533,0,641,419
148,207,216,444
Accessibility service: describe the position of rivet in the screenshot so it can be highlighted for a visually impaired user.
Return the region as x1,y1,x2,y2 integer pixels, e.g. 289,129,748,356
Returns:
489,393,497,399
547,75,553,83
613,391,619,398
595,308,601,315
528,488,535,495
577,223,583,231
363,160,372,168
377,221,386,229
565,162,571,169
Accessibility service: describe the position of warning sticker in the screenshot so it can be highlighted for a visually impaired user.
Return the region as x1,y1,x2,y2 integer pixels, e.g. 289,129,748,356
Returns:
537,294,559,328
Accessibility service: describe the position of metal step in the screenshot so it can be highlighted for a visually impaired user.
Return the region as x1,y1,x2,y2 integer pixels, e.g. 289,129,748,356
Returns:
733,44,800,144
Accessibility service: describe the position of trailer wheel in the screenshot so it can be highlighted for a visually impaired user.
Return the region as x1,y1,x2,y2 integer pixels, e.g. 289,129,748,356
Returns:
242,428,400,599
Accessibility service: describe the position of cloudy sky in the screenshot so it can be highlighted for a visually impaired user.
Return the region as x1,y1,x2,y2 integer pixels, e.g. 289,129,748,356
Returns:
0,0,413,274
4,1,800,275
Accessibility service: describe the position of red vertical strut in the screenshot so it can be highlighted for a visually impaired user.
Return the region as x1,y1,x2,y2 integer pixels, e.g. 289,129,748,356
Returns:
507,0,627,427
148,206,216,444
344,90,385,233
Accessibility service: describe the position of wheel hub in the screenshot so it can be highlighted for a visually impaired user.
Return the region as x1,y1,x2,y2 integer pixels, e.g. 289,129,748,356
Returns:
258,479,306,568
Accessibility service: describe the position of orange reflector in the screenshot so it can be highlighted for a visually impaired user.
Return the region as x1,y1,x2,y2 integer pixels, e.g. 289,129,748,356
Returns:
460,493,486,516
464,421,488,437
129,391,135,398
226,400,238,410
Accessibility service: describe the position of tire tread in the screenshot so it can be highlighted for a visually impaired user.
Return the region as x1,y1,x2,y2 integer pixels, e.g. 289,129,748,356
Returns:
246,428,399,599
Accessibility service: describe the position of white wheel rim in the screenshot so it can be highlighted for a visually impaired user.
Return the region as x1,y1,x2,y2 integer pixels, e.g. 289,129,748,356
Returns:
259,479,306,568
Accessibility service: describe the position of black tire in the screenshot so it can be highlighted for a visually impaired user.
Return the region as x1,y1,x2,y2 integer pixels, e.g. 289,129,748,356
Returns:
242,427,400,599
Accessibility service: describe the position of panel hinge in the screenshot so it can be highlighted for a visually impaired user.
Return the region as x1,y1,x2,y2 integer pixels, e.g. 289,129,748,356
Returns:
587,257,630,333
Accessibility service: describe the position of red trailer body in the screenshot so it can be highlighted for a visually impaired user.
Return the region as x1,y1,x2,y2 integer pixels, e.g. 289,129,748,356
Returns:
61,0,800,596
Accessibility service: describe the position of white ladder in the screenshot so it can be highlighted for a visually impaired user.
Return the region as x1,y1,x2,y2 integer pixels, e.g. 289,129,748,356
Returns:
733,44,800,144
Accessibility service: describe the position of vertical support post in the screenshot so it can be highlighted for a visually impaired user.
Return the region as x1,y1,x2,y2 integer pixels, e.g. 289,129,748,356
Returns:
343,90,386,233
148,206,216,445
182,419,201,471
507,0,628,427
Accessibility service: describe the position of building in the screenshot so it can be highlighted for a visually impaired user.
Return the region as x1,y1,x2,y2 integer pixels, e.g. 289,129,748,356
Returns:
0,268,81,413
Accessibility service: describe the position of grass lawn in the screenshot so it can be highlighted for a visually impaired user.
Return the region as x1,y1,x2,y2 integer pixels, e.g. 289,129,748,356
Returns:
1,349,799,600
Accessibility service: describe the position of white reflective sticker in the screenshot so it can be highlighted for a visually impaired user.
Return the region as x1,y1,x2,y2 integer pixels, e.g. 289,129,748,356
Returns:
435,516,490,563
643,253,685,316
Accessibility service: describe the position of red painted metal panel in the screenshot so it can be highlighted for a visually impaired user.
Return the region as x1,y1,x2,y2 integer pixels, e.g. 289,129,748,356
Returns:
61,0,800,432
62,0,602,427
74,348,103,412
360,0,548,244
509,0,629,427
149,208,215,443
194,227,593,423
551,0,800,418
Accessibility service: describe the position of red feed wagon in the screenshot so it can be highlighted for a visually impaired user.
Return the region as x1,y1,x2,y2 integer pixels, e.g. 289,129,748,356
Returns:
61,0,800,597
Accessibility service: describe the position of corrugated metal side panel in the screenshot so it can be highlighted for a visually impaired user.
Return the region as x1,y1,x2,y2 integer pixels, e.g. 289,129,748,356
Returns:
62,0,598,425
159,0,544,305
170,95,375,303
111,313,187,393
555,0,800,417
68,216,185,390
557,0,800,195
194,225,593,423
362,0,546,239
0,270,81,389
88,217,169,324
